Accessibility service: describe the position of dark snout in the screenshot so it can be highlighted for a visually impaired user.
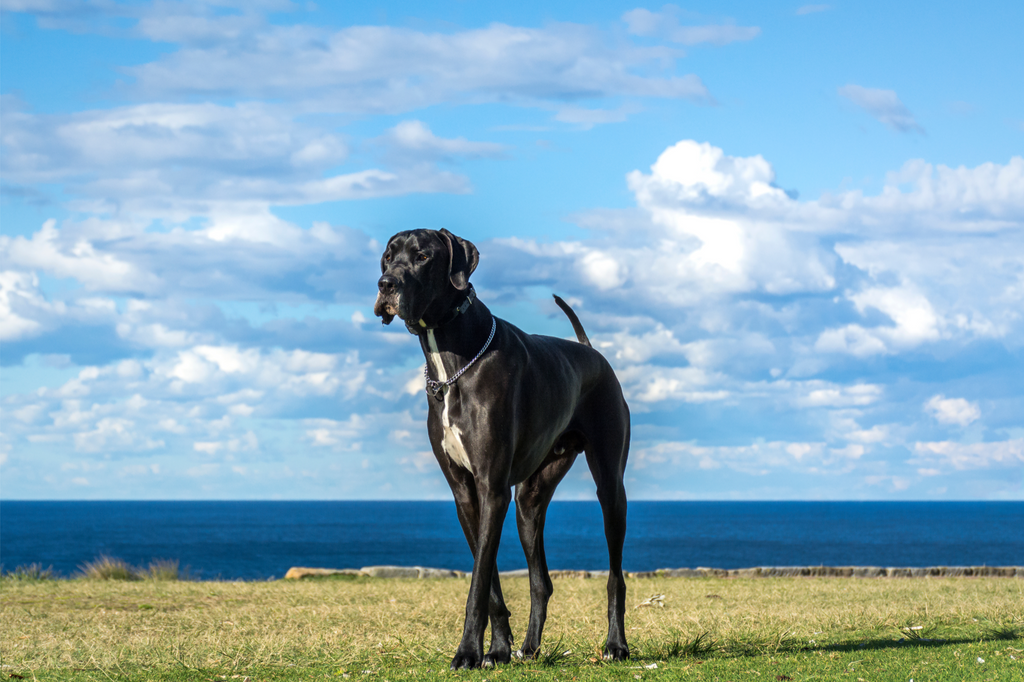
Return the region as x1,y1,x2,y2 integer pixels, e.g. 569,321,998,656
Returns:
378,274,397,295
373,273,399,325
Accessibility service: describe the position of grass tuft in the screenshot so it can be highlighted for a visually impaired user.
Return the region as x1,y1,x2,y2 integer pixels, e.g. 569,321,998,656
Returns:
729,628,797,656
77,555,140,581
145,558,184,581
660,629,717,658
981,622,1022,641
897,623,927,640
3,563,57,581
984,626,1021,641
74,555,189,581
536,635,572,666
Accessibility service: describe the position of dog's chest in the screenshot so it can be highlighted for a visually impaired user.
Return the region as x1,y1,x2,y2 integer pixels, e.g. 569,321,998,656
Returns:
426,331,473,473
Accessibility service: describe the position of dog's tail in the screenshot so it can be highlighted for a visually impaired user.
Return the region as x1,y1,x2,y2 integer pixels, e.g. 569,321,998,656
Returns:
553,295,592,348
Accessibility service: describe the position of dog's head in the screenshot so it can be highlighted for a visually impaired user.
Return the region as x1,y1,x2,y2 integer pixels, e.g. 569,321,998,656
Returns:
373,228,479,333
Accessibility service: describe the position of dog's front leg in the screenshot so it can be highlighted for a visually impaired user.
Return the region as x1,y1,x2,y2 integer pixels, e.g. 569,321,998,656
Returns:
451,484,512,670
447,472,513,666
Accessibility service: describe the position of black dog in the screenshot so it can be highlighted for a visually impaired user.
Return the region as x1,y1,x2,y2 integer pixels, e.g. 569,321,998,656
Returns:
374,229,630,669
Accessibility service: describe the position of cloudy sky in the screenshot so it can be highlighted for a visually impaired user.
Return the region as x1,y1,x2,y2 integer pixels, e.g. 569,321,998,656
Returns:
2,0,1022,501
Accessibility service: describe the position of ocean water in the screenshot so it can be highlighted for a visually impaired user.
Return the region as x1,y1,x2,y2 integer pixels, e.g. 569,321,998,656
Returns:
1,501,1021,581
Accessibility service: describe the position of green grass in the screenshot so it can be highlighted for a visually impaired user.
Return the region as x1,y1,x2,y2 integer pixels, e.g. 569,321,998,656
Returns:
1,573,1021,681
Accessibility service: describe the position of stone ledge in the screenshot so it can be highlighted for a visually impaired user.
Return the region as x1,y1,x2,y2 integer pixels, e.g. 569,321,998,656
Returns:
284,565,468,580
626,566,1024,579
284,567,366,579
285,565,1024,579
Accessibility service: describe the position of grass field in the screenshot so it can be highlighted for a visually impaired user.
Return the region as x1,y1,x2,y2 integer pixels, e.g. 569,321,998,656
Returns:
2,573,1022,681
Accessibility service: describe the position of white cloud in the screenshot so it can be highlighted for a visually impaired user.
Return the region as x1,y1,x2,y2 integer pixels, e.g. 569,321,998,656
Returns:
845,424,891,444
135,7,268,45
863,474,912,492
2,343,375,464
499,140,835,301
156,345,367,398
6,0,298,38
924,395,981,427
380,120,506,162
2,219,159,293
554,103,642,129
838,84,924,134
913,439,1024,470
834,157,1024,232
834,241,1019,345
496,140,836,309
0,270,49,341
400,450,439,475
618,365,729,404
632,439,862,476
629,139,787,207
193,431,259,456
595,326,690,364
624,141,835,296
1,101,470,220
791,382,883,408
814,162,1024,356
1,215,382,317
491,142,1022,401
304,412,420,453
851,287,940,345
623,7,760,46
126,22,710,110
74,417,165,453
795,5,832,15
816,285,942,356
2,101,347,182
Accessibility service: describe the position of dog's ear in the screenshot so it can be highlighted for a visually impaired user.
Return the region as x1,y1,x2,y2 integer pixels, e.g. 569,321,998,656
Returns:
438,229,479,291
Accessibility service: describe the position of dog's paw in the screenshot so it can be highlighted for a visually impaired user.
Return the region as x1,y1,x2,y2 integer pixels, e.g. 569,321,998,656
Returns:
484,649,511,666
602,643,629,661
450,650,483,670
516,641,541,660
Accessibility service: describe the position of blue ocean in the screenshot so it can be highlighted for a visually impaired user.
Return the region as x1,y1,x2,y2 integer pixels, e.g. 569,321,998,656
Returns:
1,501,1022,581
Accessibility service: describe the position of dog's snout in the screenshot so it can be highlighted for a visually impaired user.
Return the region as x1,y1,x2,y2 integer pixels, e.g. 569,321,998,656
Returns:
378,274,398,294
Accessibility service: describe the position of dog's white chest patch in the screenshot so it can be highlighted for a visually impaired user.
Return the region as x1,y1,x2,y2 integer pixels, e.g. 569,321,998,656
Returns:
426,330,472,473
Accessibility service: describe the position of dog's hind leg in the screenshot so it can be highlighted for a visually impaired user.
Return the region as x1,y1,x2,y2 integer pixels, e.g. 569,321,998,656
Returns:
583,410,630,661
514,453,577,659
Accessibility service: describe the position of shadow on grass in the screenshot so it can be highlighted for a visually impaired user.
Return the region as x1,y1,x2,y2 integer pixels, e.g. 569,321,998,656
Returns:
643,632,1023,661
818,638,976,653
818,624,1022,654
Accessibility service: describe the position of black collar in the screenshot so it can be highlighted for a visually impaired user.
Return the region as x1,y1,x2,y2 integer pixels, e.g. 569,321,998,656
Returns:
408,286,477,333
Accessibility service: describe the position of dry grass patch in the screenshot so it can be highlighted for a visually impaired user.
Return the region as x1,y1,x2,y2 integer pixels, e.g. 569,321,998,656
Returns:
2,575,1021,680
73,555,188,581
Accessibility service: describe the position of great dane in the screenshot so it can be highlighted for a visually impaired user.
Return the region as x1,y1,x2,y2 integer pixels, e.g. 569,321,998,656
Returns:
373,228,630,669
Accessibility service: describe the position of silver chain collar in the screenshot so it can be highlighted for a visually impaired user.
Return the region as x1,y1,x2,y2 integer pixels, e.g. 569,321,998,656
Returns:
424,317,496,400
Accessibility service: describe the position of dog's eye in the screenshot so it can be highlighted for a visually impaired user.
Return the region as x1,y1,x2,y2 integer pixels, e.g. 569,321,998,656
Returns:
384,253,392,262
416,253,428,262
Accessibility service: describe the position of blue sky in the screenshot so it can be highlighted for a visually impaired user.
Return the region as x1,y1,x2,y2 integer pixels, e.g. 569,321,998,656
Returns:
1,0,1022,501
